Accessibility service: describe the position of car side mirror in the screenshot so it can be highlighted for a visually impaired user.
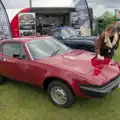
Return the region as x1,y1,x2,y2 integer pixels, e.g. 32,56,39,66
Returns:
13,53,20,58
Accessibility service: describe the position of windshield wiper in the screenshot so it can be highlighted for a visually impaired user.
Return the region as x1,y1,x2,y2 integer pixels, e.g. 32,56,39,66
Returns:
50,49,60,56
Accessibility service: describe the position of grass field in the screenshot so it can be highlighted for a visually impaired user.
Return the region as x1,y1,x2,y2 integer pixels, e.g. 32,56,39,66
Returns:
0,48,120,120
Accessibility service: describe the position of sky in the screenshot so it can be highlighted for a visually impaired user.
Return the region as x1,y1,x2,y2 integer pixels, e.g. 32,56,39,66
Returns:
87,0,120,17
2,0,120,17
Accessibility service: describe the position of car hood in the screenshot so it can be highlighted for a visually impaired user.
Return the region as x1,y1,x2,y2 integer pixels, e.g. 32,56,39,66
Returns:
37,50,120,77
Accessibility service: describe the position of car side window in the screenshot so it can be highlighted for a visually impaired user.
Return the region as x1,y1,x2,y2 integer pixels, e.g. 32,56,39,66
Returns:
20,45,28,60
52,31,63,39
3,43,21,57
3,43,28,60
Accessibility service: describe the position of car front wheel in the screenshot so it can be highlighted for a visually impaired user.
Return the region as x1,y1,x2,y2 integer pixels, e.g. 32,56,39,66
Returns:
48,81,75,108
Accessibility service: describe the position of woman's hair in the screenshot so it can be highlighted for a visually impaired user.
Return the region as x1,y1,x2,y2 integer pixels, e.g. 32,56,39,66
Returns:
105,25,117,33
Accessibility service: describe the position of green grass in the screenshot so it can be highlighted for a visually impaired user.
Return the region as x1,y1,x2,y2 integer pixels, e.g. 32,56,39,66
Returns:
0,46,120,120
0,81,120,120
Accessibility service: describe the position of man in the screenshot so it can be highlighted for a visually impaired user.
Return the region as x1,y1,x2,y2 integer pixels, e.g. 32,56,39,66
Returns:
95,25,119,59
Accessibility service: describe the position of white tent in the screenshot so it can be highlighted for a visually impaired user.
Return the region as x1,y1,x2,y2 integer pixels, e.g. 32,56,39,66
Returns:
32,0,74,7
4,0,74,21
3,0,74,9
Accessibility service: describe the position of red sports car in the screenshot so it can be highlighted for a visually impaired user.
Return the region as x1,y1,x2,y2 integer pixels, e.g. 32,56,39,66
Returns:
0,36,120,108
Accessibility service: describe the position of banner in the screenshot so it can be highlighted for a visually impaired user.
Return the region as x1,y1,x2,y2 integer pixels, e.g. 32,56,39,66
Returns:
72,0,91,36
0,0,12,40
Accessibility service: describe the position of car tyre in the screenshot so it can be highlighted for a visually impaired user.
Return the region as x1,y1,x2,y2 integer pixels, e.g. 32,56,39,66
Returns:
48,80,75,108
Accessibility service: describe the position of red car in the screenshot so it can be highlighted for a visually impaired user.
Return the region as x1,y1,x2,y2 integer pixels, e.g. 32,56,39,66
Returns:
0,36,120,108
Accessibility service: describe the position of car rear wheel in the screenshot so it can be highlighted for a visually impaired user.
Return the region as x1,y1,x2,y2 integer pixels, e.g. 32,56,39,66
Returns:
47,81,75,108
0,76,5,84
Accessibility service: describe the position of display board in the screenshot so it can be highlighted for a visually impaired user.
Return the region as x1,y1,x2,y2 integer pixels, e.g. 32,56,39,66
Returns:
18,13,36,37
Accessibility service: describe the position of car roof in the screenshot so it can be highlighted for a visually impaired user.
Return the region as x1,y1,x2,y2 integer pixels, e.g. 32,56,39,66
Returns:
0,36,52,44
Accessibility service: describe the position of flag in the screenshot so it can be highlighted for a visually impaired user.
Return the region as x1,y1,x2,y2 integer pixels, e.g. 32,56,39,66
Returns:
73,0,91,35
0,0,12,40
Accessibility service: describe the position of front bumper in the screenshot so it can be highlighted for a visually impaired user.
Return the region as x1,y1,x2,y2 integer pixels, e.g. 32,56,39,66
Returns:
80,76,120,98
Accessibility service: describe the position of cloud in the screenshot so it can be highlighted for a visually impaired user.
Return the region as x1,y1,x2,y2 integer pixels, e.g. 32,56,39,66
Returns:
87,0,119,16
93,5,106,17
87,0,120,8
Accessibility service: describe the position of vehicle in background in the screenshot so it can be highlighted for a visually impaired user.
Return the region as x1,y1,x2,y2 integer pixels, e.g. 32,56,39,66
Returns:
49,26,98,52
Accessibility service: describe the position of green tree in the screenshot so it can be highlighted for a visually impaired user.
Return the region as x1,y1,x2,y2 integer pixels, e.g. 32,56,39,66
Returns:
97,11,116,34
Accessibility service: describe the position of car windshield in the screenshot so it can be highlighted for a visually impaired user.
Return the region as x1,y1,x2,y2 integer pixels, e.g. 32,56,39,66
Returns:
27,37,72,60
61,27,78,39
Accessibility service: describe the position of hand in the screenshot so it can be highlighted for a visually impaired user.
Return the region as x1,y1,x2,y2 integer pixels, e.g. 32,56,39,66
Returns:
97,54,104,60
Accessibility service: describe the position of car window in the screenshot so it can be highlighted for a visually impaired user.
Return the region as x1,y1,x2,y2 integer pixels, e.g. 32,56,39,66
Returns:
3,43,28,60
27,37,71,60
3,43,21,57
52,31,62,38
20,45,28,60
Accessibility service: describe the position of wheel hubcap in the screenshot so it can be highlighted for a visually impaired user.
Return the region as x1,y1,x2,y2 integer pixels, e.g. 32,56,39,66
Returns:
51,86,67,105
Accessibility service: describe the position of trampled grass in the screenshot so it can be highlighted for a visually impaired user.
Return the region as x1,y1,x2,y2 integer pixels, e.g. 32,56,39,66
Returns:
0,46,120,120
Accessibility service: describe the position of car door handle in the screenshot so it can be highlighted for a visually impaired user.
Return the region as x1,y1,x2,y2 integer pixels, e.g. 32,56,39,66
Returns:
1,58,6,61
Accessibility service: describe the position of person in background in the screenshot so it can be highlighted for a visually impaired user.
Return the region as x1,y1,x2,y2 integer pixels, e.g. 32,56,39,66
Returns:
95,25,119,59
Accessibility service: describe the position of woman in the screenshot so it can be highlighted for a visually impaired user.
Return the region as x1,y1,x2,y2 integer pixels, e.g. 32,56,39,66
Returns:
95,25,119,59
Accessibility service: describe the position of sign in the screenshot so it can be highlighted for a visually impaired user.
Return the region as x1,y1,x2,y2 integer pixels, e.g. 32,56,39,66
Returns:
18,13,36,37
72,0,91,36
0,0,12,40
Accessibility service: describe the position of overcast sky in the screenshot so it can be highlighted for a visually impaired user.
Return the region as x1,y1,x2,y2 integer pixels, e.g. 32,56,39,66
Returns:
87,0,120,17
2,0,120,17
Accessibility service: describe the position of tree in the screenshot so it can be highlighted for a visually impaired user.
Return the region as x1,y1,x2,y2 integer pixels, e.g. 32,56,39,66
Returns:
97,11,116,34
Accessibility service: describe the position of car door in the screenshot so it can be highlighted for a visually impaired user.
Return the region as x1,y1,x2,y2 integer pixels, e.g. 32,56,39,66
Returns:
1,42,30,82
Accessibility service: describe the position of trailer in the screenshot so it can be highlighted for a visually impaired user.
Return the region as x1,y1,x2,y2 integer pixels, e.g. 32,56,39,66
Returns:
9,7,76,37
